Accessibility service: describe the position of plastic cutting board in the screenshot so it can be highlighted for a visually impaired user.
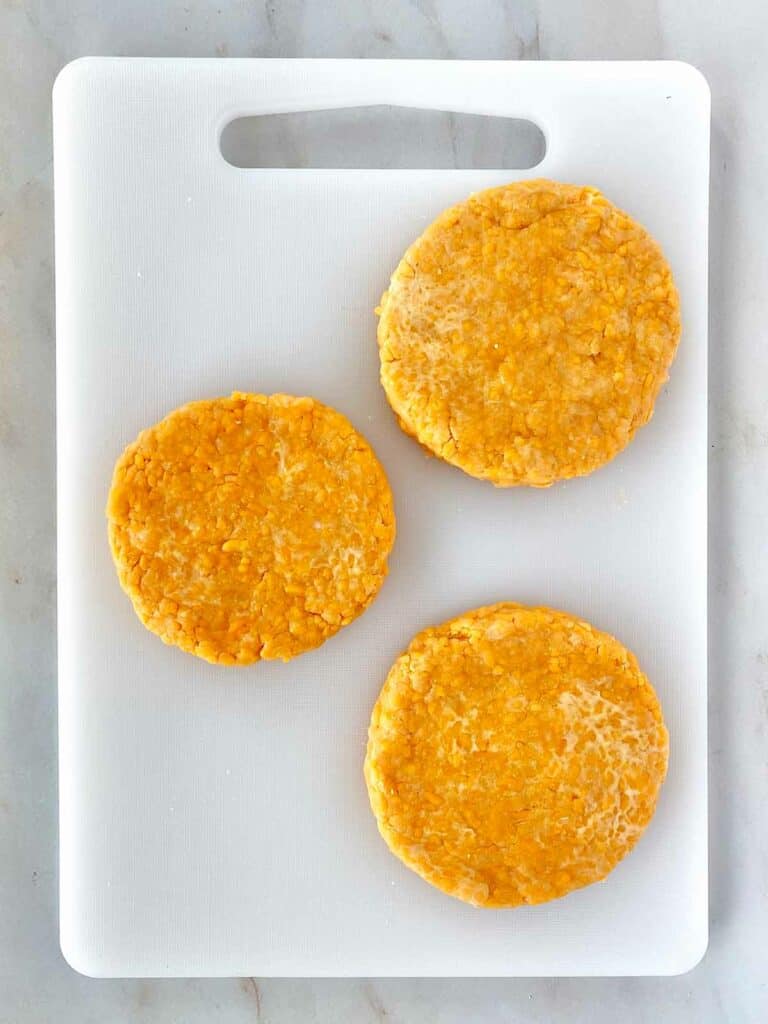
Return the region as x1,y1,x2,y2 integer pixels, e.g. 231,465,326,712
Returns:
54,58,710,977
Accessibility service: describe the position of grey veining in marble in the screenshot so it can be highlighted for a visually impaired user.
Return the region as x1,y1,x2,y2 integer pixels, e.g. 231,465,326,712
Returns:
1,0,767,1021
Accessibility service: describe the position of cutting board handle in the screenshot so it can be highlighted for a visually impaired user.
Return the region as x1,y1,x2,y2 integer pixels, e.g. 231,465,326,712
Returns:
54,57,709,176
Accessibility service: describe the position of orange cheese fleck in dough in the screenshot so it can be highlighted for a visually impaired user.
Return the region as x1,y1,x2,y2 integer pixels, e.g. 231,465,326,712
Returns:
364,603,668,908
107,393,395,665
377,179,681,487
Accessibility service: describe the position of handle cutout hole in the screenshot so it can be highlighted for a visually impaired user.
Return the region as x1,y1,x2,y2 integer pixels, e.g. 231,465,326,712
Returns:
220,106,545,169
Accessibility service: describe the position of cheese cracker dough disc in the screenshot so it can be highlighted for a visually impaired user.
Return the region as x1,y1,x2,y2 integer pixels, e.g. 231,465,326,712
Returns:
364,603,668,907
107,393,395,664
377,179,681,486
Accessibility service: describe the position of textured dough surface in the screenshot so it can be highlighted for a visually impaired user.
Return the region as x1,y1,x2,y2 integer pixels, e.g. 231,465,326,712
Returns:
107,393,395,664
377,179,681,486
364,603,668,908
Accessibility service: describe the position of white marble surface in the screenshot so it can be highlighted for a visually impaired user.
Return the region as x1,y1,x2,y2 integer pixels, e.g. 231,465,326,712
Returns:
0,1,766,1020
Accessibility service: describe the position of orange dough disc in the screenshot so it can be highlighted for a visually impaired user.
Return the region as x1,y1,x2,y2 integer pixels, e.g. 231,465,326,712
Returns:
377,179,681,486
365,603,668,907
107,393,395,664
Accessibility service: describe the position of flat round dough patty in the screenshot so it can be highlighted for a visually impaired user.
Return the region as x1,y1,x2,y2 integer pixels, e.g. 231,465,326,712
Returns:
107,393,395,664
364,603,668,907
377,179,681,486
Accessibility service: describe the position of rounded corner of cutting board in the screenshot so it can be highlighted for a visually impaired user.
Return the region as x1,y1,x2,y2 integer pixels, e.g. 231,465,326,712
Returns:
661,923,710,977
664,60,711,110
53,57,103,111
60,928,110,980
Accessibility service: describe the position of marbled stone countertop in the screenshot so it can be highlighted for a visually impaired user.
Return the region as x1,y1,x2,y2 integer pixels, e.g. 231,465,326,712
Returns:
1,1,766,1020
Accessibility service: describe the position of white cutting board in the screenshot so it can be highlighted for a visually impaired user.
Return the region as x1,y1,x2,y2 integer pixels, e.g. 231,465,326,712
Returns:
54,58,709,977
